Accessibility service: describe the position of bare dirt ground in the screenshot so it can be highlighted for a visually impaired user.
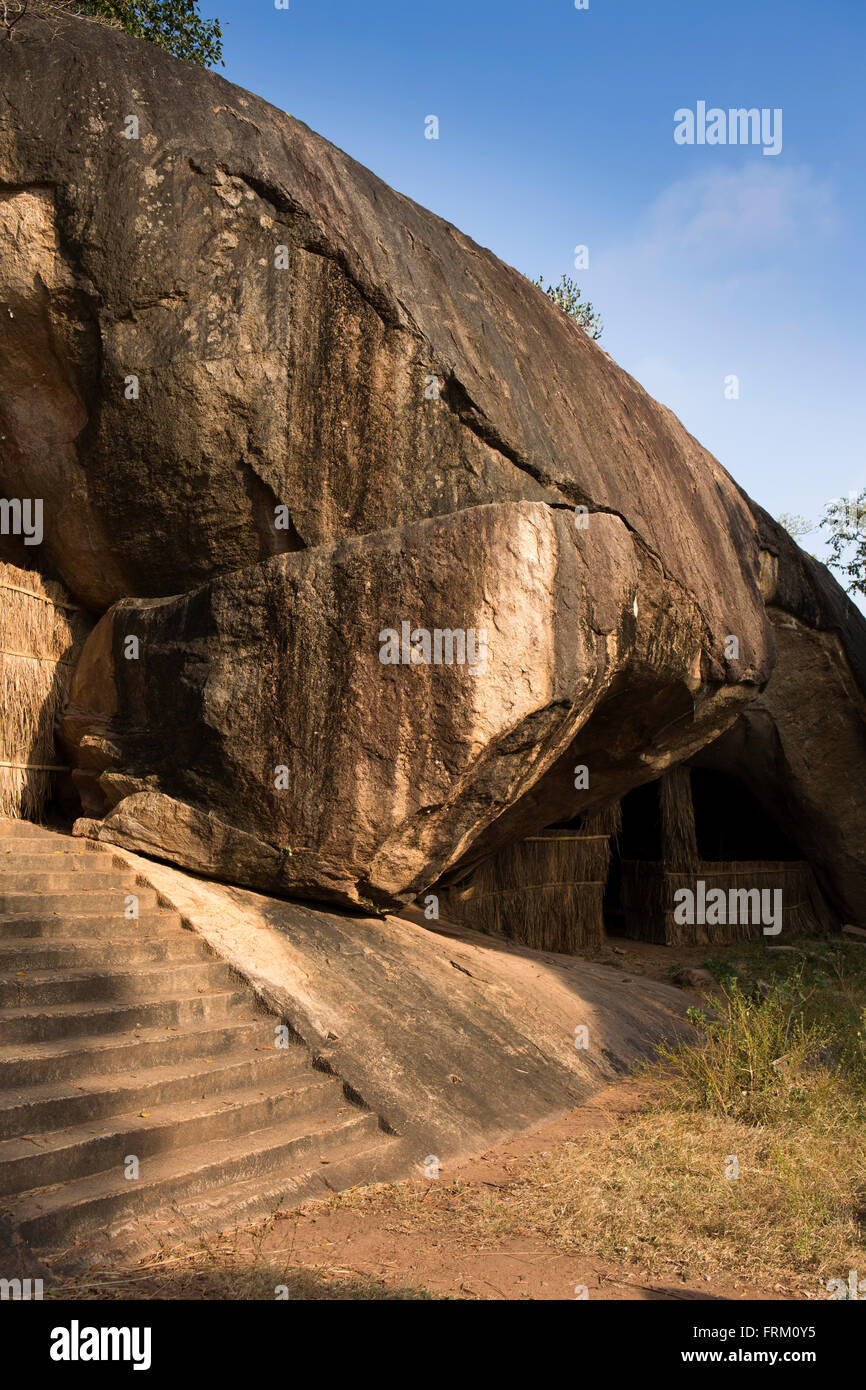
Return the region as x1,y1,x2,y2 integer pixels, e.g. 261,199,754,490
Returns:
254,1081,792,1302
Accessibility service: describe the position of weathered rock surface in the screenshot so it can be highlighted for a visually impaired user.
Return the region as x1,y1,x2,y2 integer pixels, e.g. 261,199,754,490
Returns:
75,840,694,1158
1,12,864,921
689,507,866,924
63,501,723,909
1,12,768,678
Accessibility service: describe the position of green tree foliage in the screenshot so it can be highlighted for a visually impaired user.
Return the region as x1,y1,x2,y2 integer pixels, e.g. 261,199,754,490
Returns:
777,496,866,597
532,273,603,340
820,489,866,598
776,512,816,543
72,1,223,67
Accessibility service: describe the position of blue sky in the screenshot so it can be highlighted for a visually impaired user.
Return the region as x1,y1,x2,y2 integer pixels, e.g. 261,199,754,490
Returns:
209,0,865,565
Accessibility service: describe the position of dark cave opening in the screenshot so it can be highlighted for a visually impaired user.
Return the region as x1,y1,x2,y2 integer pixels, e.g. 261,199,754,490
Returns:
603,767,802,937
689,768,800,862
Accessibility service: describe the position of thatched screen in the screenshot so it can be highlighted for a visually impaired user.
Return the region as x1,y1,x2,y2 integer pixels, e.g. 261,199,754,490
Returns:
0,562,91,821
620,859,833,945
659,765,698,873
444,803,621,954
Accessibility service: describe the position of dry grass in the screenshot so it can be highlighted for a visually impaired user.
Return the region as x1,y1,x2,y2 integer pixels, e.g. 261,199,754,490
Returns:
323,1094,864,1292
655,972,862,1124
328,939,866,1292
458,1107,864,1287
47,1212,445,1301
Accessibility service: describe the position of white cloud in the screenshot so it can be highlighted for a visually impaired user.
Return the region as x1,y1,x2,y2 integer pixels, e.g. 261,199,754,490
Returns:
639,164,839,267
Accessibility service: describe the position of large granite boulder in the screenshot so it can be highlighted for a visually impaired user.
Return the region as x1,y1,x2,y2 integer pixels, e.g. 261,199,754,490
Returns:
447,501,866,925
1,12,864,919
61,501,727,910
1,11,767,675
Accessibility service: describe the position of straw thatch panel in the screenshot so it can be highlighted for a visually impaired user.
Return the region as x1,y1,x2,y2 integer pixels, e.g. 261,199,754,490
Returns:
0,562,91,821
659,765,698,873
620,859,833,945
443,803,621,954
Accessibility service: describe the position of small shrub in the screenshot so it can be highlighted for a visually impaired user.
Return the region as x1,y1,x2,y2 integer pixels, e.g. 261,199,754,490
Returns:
656,970,860,1128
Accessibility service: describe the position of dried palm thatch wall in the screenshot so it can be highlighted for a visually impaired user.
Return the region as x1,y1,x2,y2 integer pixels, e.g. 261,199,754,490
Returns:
619,763,833,943
659,764,698,873
620,860,833,946
0,562,91,821
444,803,622,953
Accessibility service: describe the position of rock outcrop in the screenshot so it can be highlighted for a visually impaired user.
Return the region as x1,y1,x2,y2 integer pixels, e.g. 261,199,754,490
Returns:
61,502,712,910
689,506,866,924
1,11,864,920
448,503,866,926
0,13,769,660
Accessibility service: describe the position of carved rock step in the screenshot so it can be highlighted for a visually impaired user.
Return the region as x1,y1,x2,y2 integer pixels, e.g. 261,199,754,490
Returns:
0,959,241,1008
58,1131,401,1272
0,989,256,1045
0,890,161,916
7,1109,382,1250
0,1039,305,1139
0,936,212,970
0,912,184,938
0,820,396,1268
0,1067,347,1194
0,1016,275,1090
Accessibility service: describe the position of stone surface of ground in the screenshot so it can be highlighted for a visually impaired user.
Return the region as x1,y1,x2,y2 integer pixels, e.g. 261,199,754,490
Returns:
68,840,694,1159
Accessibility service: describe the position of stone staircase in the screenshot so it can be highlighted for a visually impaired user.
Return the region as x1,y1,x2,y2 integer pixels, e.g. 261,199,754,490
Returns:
0,818,397,1269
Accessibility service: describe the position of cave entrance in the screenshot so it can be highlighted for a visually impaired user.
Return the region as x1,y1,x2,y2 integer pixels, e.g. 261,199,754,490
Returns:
437,763,832,957
607,765,832,944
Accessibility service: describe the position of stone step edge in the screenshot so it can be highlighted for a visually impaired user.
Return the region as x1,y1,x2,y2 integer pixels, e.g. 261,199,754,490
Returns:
0,1070,344,1177
9,1109,382,1227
